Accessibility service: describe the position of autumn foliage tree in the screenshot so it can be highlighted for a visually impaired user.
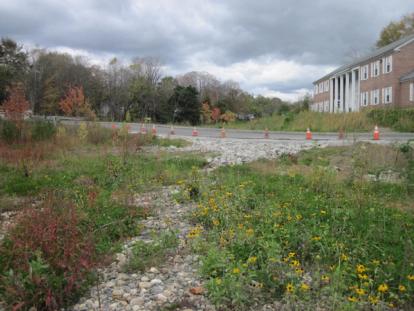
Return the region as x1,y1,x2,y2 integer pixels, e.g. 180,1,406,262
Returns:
59,86,96,120
3,83,30,128
211,107,221,124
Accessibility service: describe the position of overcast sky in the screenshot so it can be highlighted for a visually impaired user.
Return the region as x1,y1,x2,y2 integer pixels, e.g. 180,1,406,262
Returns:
1,0,413,101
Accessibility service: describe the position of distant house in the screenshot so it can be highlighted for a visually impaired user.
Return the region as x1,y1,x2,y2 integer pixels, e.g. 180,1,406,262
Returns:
311,34,414,113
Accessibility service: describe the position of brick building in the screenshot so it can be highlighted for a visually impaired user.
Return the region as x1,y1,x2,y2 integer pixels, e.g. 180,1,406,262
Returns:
311,34,414,113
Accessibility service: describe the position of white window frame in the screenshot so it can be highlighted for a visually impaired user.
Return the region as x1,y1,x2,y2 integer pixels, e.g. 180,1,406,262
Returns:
383,87,393,104
360,92,369,106
314,85,318,95
371,61,380,78
382,55,393,74
324,81,329,92
410,83,414,102
319,83,324,93
370,89,379,105
361,65,369,80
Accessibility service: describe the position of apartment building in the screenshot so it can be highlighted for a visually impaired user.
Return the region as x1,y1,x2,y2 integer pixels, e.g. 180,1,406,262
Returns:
311,34,414,113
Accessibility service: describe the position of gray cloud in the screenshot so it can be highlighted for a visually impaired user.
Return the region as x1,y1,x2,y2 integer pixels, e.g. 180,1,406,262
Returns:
0,0,413,99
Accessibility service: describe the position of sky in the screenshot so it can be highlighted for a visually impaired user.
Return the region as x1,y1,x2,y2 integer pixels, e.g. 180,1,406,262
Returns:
0,0,413,101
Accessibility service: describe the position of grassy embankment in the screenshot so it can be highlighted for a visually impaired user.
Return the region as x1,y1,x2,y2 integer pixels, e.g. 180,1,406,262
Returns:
0,120,202,309
181,142,414,310
212,109,414,133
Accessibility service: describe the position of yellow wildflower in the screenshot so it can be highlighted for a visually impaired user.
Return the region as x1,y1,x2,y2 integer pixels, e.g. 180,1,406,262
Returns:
355,288,366,296
290,260,300,267
321,275,330,283
288,252,296,258
356,264,366,274
348,296,358,302
296,214,302,221
358,274,368,280
368,295,379,305
232,267,240,274
212,219,220,226
398,285,406,292
215,278,222,285
300,283,310,291
247,256,257,264
372,260,380,266
295,268,304,275
320,210,326,215
378,283,388,293
286,283,294,293
408,274,414,281
341,254,349,261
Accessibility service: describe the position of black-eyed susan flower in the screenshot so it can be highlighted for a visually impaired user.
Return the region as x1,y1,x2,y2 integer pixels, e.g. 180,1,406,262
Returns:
286,283,294,293
378,283,388,293
398,285,406,292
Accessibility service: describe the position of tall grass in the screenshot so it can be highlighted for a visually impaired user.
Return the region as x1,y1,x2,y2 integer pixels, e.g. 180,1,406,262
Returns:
214,109,414,132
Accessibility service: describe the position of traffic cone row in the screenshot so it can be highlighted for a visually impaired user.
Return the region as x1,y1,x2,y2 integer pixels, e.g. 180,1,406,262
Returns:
112,124,381,141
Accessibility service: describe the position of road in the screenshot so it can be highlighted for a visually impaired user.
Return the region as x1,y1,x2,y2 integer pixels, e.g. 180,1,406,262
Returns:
93,121,414,142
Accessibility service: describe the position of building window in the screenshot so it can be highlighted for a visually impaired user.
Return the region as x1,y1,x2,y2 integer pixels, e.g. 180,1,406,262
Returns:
361,65,369,80
314,85,318,95
382,55,393,73
410,83,414,102
382,87,393,104
360,92,369,106
370,89,379,105
324,100,329,112
371,61,380,78
319,83,324,93
324,81,329,92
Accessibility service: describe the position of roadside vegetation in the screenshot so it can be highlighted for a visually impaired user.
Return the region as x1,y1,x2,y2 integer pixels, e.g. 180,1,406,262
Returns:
211,109,414,133
0,119,204,310
181,142,414,310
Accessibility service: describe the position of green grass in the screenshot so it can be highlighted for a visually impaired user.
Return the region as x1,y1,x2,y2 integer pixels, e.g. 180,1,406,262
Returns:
125,230,179,272
184,146,414,310
210,109,414,133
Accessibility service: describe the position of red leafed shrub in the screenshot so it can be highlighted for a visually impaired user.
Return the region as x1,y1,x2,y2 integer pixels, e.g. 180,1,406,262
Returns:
0,194,96,310
3,83,30,126
59,86,96,120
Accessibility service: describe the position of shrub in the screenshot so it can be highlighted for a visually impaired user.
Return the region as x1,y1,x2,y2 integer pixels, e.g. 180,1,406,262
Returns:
0,119,20,143
367,108,414,132
31,121,56,141
0,195,96,310
86,123,112,145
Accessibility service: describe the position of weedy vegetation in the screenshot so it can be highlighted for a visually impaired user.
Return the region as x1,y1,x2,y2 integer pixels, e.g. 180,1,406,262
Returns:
182,142,414,310
0,120,203,310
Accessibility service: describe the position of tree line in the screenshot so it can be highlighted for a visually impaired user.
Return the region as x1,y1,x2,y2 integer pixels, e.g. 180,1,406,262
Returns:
0,38,304,125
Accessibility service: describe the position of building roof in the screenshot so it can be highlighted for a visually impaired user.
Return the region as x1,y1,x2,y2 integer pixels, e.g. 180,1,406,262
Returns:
314,33,414,84
400,70,414,82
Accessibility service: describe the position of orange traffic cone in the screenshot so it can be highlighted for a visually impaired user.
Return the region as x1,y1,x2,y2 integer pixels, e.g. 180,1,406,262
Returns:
306,128,312,140
220,127,226,138
264,128,269,139
140,123,147,135
338,128,344,139
373,125,380,140
170,125,175,135
151,124,157,137
192,127,198,137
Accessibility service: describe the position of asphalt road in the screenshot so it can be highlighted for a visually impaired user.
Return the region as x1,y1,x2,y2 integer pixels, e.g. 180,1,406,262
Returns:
91,121,414,142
